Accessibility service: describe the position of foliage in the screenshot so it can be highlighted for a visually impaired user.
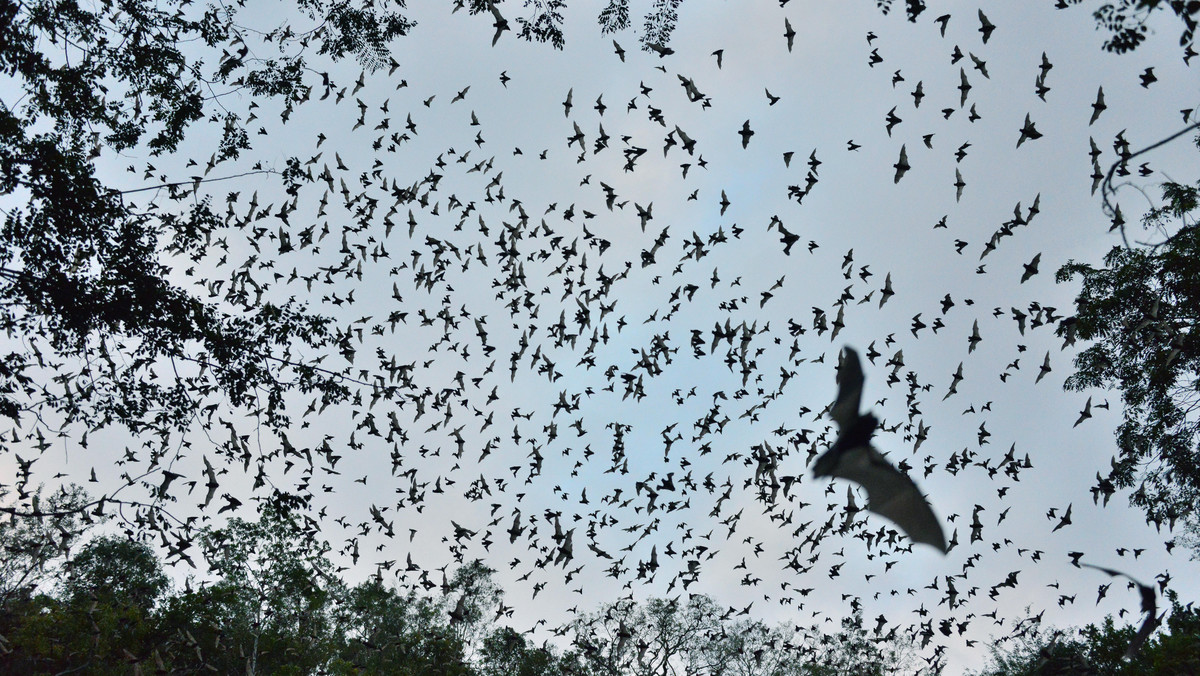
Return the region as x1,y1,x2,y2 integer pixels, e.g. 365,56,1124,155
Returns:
479,627,572,676
598,0,632,34
0,484,91,605
1057,171,1200,536
970,593,1200,676
59,535,169,608
0,0,385,540
640,0,685,51
1,536,168,675
517,0,569,49
329,577,475,675
569,595,920,676
303,0,416,69
873,0,930,23
198,499,343,674
1055,0,1199,54
0,507,927,674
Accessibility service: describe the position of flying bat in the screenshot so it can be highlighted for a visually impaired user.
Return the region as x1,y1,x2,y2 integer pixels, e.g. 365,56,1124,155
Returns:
893,144,910,183
978,9,995,43
1017,113,1042,147
486,0,509,46
202,456,219,509
1081,564,1160,659
613,40,625,61
1090,86,1106,125
739,120,754,148
813,347,947,553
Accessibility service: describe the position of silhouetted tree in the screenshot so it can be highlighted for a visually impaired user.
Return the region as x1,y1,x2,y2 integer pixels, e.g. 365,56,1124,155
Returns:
970,592,1200,676
1058,146,1200,545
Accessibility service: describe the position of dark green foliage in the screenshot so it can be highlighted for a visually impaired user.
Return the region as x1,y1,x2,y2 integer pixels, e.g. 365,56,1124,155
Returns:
0,0,360,490
1,536,168,675
874,0,927,22
329,578,474,675
0,484,90,605
640,0,683,51
1055,0,1198,54
517,0,568,49
307,0,416,70
60,536,169,609
1056,177,1200,534
971,594,1200,676
0,507,923,674
906,0,927,22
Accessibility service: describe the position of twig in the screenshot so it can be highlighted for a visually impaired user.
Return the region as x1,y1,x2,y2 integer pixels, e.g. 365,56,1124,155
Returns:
1102,122,1200,249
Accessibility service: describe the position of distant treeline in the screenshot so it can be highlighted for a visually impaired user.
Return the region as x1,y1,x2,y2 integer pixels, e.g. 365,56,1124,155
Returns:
1,502,1194,675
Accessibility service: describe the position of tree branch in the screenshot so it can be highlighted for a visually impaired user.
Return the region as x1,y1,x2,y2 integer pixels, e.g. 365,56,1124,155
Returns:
1102,121,1200,249
115,168,278,196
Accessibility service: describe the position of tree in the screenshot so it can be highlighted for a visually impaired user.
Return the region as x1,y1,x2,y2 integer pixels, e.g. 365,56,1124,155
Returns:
0,521,930,675
478,626,573,676
871,0,1198,53
0,0,794,577
969,592,1200,676
0,0,414,541
0,535,168,675
198,498,343,675
0,483,91,607
1057,0,1199,54
567,595,919,676
330,577,475,676
1056,137,1200,542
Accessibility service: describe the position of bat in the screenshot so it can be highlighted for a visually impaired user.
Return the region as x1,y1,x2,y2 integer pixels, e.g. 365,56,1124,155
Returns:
486,0,509,46
1090,86,1106,125
1081,564,1160,659
202,455,219,509
893,144,909,183
813,347,948,553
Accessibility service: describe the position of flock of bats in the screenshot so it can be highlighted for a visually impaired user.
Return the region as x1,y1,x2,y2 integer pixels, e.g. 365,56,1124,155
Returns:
22,2,1191,671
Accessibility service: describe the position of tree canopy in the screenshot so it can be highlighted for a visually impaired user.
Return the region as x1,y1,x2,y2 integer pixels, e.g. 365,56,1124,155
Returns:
0,514,926,675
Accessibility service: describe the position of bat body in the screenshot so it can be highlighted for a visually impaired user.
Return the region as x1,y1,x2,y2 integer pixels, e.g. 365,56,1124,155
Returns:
813,347,947,553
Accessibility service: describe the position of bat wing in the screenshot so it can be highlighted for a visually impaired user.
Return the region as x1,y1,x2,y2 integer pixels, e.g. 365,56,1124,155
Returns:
818,443,947,553
1080,563,1159,658
830,347,865,432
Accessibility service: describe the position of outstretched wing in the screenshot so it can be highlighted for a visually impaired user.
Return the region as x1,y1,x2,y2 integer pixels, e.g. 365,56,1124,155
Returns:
1081,564,1160,659
841,445,946,552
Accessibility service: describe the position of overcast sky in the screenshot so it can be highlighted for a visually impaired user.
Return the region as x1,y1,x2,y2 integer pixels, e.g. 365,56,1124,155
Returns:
9,0,1200,672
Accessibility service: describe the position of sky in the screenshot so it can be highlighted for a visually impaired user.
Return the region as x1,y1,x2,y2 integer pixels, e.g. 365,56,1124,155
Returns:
5,0,1200,672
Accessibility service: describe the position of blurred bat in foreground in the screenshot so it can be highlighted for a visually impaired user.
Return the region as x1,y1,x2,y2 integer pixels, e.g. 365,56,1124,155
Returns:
1082,564,1161,659
813,347,947,553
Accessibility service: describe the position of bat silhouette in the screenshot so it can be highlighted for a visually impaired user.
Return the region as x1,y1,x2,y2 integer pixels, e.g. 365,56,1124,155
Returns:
893,145,910,183
813,347,947,553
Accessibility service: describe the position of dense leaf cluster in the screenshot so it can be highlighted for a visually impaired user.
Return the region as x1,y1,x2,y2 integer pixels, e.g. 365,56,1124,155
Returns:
1055,0,1199,54
971,593,1200,675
